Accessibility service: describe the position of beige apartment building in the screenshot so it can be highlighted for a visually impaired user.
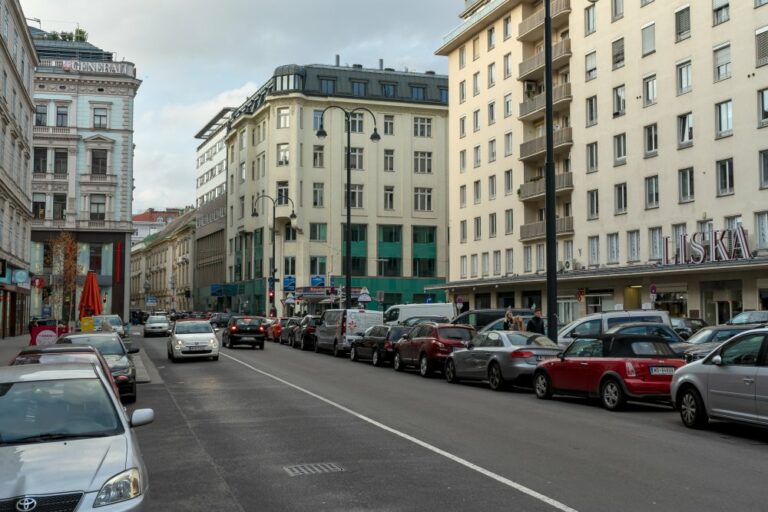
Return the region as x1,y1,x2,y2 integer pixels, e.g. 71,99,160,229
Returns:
437,0,768,325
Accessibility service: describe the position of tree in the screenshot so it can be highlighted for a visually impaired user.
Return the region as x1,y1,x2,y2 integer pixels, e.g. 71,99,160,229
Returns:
47,232,79,323
60,31,74,42
74,28,88,42
47,31,61,41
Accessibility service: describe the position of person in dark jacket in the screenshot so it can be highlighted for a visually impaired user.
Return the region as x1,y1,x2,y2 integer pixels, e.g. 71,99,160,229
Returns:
526,308,545,334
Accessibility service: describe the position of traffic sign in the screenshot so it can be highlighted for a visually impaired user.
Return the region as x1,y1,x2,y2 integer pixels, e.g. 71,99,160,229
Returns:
456,297,464,305
649,284,657,295
358,287,372,303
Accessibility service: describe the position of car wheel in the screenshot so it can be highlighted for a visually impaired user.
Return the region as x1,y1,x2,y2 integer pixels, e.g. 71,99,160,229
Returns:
300,336,306,351
445,359,460,383
259,343,265,350
419,354,432,378
372,349,381,367
679,387,708,429
600,378,626,411
350,346,358,362
488,362,506,391
211,355,219,361
333,342,341,358
393,351,404,372
314,339,320,353
534,372,551,399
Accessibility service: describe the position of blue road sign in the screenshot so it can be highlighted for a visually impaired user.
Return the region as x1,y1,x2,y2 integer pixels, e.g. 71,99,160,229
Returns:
283,275,296,291
310,275,325,287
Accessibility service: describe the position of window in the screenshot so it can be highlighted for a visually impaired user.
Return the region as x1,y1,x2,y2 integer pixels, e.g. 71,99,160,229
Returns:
503,15,512,39
277,181,289,205
383,115,394,135
277,107,290,128
524,246,532,272
612,38,625,69
32,193,45,219
678,113,694,147
345,112,363,133
588,236,600,266
473,216,482,240
380,186,393,211
585,52,597,81
459,46,466,69
588,189,599,219
488,175,497,200
649,227,662,259
488,139,496,162
459,150,467,172
607,233,620,263
757,212,768,249
381,83,397,99
471,254,478,277
414,187,432,211
505,209,514,234
488,101,496,125
504,132,513,156
473,72,480,96
759,88,768,127
313,145,324,167
613,85,625,116
675,7,691,41
505,248,514,273
320,78,335,94
460,255,467,277
641,23,655,56
716,100,733,137
613,133,626,164
239,196,245,218
414,151,432,173
713,0,729,25
644,124,658,156
493,250,501,275
761,150,768,188
346,147,364,170
384,149,395,172
503,53,512,78
586,96,598,126
53,149,67,174
473,109,481,131
309,256,327,275
504,93,513,117
587,142,598,172
714,45,731,81
758,27,768,67
643,75,657,106
489,213,497,238
672,223,687,257
313,110,323,130
585,4,596,35
474,145,481,167
717,158,734,195
93,107,107,129
677,61,692,94
52,194,66,220
459,81,466,103
627,230,640,262
91,149,107,174
312,183,324,207
472,36,480,60
351,81,366,97
90,194,106,221
345,184,364,209
536,245,545,271
34,104,46,126
459,116,466,138
612,0,624,20
277,143,289,165
460,220,467,243
487,63,496,87
413,117,432,137
645,176,659,208
410,86,426,101
33,147,47,173
615,183,627,214
505,170,514,195
473,180,481,204
487,26,495,50
309,223,327,242
679,168,695,202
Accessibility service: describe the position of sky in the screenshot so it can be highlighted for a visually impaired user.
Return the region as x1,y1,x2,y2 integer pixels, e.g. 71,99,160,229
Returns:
21,0,459,213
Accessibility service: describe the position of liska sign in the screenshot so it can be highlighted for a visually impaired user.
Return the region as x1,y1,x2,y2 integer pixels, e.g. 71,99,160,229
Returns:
62,60,135,76
662,225,754,265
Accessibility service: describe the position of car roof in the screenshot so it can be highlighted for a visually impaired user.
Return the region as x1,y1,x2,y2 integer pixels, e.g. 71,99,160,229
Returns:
486,330,542,338
703,324,761,331
61,332,120,339
18,345,99,355
607,322,669,329
0,363,100,382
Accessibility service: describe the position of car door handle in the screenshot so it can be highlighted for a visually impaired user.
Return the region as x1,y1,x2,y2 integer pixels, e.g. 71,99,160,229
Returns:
579,362,589,366
743,378,755,385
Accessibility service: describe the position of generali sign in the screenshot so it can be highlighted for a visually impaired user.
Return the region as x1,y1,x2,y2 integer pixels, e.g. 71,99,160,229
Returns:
62,60,135,76
662,225,753,265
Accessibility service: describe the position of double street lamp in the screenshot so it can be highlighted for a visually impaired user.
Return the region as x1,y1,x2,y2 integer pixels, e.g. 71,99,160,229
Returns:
252,193,297,314
316,106,380,309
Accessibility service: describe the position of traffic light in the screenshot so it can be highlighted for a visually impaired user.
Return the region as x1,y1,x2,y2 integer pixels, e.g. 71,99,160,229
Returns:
268,289,275,300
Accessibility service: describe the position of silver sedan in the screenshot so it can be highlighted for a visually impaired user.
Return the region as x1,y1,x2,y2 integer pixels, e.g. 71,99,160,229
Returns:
143,315,170,337
445,330,561,390
167,321,219,361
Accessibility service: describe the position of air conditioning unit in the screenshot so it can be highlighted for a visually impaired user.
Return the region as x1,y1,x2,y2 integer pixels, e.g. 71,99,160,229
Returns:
524,81,537,95
559,259,573,272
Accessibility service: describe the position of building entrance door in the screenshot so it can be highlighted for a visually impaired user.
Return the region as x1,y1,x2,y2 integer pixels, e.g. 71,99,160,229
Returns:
717,301,733,324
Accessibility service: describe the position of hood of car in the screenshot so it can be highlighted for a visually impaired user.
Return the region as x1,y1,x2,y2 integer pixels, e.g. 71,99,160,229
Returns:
0,436,128,496
102,354,131,370
175,333,215,344
685,341,720,355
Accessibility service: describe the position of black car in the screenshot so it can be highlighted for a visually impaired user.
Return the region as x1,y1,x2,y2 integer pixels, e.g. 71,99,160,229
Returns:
604,322,690,355
291,315,321,351
350,324,412,366
451,309,534,330
56,332,139,403
281,317,302,344
400,315,450,326
210,312,232,329
682,324,761,362
222,316,267,349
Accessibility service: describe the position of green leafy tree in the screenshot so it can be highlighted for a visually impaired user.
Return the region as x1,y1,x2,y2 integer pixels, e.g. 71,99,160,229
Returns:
74,28,88,42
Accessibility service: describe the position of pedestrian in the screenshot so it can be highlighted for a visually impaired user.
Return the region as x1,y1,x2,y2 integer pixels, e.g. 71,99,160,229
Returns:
502,307,515,330
514,315,524,331
526,308,545,334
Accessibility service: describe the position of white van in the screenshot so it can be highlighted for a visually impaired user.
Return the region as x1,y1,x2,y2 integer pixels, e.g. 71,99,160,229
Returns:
557,310,671,347
315,309,384,356
383,303,458,325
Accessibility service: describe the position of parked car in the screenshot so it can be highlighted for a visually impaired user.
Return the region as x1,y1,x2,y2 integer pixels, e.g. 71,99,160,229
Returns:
726,310,768,325
167,320,220,361
280,317,302,344
93,314,127,338
393,323,475,377
671,328,768,429
399,315,450,326
56,332,139,403
221,316,267,350
682,324,760,362
267,317,289,342
209,312,231,329
10,345,121,400
604,322,691,355
350,324,412,366
445,330,561,390
533,334,685,410
315,309,384,357
557,310,671,347
143,315,171,337
291,315,321,350
670,317,707,339
451,308,534,331
0,364,154,509
383,303,457,325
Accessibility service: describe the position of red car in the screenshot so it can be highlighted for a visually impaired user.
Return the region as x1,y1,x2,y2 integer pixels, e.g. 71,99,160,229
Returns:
533,335,685,410
393,323,475,377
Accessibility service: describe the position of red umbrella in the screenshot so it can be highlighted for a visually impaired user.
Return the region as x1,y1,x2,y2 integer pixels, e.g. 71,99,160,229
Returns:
78,271,103,319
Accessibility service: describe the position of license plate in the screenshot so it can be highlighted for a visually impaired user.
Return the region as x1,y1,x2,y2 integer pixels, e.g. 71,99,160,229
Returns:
650,366,675,375
240,337,254,341
536,355,554,361
187,346,207,352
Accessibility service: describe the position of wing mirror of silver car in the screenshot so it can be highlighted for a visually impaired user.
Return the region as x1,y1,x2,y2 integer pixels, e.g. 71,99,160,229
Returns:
711,355,723,365
466,343,474,350
131,408,155,427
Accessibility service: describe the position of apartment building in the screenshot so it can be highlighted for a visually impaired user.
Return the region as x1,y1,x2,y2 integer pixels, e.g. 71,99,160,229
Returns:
437,0,768,325
0,0,37,337
131,208,182,245
225,61,449,315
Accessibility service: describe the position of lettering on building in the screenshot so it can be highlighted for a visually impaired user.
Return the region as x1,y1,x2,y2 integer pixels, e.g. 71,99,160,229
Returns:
662,225,753,265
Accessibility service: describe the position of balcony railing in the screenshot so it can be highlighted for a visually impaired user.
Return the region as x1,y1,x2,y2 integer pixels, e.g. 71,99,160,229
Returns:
33,125,76,136
31,172,69,181
81,173,118,185
520,216,574,242
518,38,571,81
518,172,574,201
519,127,573,161
519,83,572,120
518,0,571,41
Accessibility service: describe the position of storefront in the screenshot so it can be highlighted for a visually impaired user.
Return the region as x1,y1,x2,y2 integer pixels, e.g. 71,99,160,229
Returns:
0,264,31,338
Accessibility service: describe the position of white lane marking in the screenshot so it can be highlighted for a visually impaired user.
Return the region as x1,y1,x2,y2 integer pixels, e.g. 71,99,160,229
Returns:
220,352,578,512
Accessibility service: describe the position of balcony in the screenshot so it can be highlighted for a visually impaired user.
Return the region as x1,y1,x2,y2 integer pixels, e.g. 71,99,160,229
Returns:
518,172,574,202
519,83,572,122
80,173,118,186
519,127,573,162
518,38,571,82
77,219,132,231
518,0,571,42
33,125,77,137
520,216,574,242
31,218,70,230
32,172,69,182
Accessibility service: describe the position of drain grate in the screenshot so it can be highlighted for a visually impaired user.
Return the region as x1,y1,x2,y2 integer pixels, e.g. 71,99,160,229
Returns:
283,462,345,477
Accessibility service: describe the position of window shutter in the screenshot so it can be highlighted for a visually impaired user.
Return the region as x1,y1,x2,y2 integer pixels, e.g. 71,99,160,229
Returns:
714,46,730,67
612,39,624,66
675,8,690,38
757,29,768,67
712,0,728,9
642,25,655,53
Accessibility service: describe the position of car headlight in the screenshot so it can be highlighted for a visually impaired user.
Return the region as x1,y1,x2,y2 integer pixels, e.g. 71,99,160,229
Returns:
94,468,141,507
209,338,218,347
175,338,184,346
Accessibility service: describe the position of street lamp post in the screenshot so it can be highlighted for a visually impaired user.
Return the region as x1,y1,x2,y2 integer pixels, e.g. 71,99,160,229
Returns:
316,106,380,309
252,194,297,315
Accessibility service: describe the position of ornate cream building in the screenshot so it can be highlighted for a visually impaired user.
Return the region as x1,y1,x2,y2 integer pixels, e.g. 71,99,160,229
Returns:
436,0,768,325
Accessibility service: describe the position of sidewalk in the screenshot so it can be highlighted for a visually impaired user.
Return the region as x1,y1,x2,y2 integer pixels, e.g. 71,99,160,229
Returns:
0,333,34,363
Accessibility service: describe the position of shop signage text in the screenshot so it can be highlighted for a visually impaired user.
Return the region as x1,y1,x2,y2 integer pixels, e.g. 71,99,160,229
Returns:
662,225,753,265
62,60,135,76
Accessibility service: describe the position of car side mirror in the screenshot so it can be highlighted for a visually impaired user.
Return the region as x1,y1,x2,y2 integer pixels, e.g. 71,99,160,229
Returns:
467,342,474,350
711,355,723,366
130,408,154,427
557,351,565,361
128,346,140,354
214,328,221,333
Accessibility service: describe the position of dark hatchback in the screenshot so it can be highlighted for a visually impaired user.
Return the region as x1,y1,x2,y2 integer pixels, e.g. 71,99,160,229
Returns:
210,312,232,328
604,322,691,355
682,324,762,362
222,316,267,349
291,315,321,350
350,324,412,366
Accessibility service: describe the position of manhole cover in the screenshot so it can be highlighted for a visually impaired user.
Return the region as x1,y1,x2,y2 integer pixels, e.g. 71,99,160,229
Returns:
283,463,345,477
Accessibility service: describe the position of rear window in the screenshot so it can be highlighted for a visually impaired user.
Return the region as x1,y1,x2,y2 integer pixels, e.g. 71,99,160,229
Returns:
730,311,768,324
13,353,98,365
438,327,474,341
388,326,411,340
527,335,557,347
630,341,676,357
236,318,264,327
606,316,633,328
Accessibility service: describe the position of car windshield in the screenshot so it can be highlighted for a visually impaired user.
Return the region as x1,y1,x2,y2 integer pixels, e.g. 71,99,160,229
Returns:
147,316,167,324
388,326,411,339
685,328,713,345
103,316,122,326
0,378,123,445
670,318,685,328
13,354,99,366
438,327,474,341
59,335,125,356
175,322,214,334
729,311,768,324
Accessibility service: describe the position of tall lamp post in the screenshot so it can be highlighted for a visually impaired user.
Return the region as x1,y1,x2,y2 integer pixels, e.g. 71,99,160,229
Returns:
252,193,297,314
316,106,380,309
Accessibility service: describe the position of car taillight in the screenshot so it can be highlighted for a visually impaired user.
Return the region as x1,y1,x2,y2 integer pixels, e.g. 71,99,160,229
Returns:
625,361,636,377
510,350,534,359
384,340,392,350
434,340,446,349
307,327,316,333
259,325,265,332
230,326,237,332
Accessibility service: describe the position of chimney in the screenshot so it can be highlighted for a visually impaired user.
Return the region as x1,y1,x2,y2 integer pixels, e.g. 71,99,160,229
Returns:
335,54,340,66
379,58,384,70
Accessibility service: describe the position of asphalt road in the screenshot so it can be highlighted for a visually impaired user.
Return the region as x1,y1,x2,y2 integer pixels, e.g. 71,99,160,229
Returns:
131,330,767,512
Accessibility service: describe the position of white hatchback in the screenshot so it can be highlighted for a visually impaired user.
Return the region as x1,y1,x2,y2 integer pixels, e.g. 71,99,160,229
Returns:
167,321,219,361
